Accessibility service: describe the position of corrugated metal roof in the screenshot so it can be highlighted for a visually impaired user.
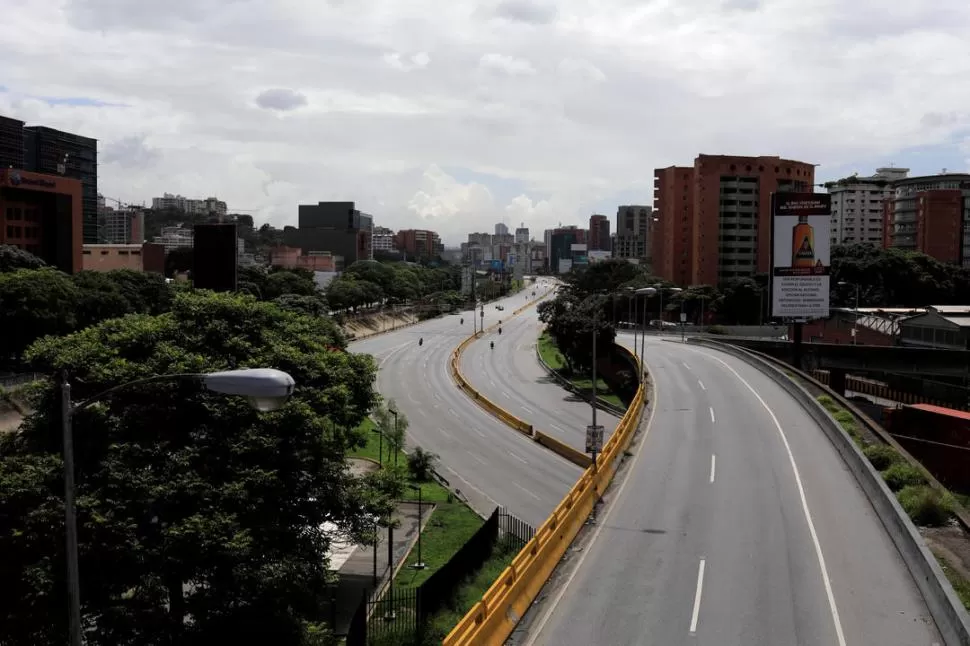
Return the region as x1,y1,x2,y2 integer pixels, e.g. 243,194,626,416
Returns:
910,403,970,422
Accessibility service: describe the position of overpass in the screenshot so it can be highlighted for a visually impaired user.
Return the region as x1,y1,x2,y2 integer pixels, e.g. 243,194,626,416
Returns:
721,337,970,381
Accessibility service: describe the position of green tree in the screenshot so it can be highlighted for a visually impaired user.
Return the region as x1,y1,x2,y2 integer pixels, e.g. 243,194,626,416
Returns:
0,291,380,645
538,293,614,372
0,268,79,362
73,270,135,329
372,399,407,465
0,244,46,272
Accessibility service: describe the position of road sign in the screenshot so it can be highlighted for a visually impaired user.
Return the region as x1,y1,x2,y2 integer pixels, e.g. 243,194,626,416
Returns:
586,425,604,454
680,312,687,323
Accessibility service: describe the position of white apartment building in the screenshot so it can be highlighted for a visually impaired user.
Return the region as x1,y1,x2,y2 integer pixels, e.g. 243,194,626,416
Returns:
153,224,194,251
373,226,395,252
152,193,228,217
825,167,909,246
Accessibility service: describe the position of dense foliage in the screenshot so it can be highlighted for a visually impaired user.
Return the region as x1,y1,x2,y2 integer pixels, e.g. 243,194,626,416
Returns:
0,290,382,645
325,260,461,312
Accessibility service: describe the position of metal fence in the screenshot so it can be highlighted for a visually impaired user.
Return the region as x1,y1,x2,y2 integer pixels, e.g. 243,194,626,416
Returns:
346,507,536,646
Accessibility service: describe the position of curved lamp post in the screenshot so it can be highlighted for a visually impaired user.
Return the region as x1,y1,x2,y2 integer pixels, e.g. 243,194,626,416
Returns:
61,368,296,646
636,287,657,373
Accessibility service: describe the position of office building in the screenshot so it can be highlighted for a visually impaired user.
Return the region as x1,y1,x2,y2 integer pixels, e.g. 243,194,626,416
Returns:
373,226,395,252
0,116,24,170
613,206,650,265
495,222,509,236
549,226,587,274
883,173,970,267
23,125,98,244
395,229,443,259
588,214,611,251
825,167,908,246
283,201,373,264
154,224,194,251
515,226,530,244
653,154,816,286
0,168,82,273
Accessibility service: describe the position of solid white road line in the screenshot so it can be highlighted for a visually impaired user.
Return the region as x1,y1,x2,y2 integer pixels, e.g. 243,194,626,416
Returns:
689,558,706,634
709,454,716,483
523,364,660,646
709,407,716,424
698,379,706,391
683,362,691,369
706,354,847,646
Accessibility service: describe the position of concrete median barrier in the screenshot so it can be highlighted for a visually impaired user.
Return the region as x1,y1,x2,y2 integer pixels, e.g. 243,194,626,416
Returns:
534,430,592,468
444,357,649,646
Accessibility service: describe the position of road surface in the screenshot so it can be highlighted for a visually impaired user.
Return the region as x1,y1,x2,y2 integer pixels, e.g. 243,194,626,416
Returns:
348,286,580,527
520,335,942,646
460,305,622,452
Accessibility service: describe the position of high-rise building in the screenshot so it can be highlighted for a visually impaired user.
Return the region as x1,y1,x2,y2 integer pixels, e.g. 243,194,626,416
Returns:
283,201,374,266
372,225,395,252
495,222,509,236
825,168,908,246
883,173,970,267
0,168,82,273
653,154,816,286
394,229,443,259
549,226,587,274
23,125,98,244
588,214,611,251
515,227,529,244
0,115,24,170
613,206,649,266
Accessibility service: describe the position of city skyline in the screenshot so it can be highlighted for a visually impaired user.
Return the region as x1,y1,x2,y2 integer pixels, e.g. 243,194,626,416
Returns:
3,2,970,244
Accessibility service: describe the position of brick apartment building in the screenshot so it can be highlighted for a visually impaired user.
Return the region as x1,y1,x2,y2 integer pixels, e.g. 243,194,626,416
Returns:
653,154,816,286
588,214,610,251
882,173,970,267
394,229,442,259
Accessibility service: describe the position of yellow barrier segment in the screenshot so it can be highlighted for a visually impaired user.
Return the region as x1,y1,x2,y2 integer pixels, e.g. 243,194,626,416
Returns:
444,350,648,645
533,430,592,468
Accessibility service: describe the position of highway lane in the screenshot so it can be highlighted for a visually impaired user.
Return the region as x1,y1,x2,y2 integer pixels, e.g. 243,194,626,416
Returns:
349,287,580,527
523,335,942,646
460,305,621,452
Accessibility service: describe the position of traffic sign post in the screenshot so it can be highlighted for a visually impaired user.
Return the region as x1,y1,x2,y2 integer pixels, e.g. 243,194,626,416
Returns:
585,424,604,455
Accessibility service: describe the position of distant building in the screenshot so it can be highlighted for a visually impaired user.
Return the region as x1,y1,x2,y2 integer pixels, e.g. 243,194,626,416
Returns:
373,226,395,252
153,224,194,251
82,242,165,273
270,245,343,272
613,206,650,267
283,201,373,265
884,173,970,267
151,193,227,217
495,222,509,236
588,213,611,252
0,115,24,170
825,167,908,246
0,168,82,273
395,229,443,259
653,154,816,286
515,227,529,244
549,226,587,274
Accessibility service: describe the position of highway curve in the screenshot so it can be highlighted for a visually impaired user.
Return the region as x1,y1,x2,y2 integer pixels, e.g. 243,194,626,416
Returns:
516,334,943,646
348,288,581,527
459,304,622,452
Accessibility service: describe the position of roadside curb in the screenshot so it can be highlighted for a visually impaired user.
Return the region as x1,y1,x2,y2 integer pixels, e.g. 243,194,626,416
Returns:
448,289,591,468
688,337,970,646
533,337,627,417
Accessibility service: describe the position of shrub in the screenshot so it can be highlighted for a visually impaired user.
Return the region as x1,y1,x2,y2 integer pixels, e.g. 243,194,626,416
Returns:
408,446,440,482
897,485,954,527
816,395,839,414
863,444,902,471
883,463,927,492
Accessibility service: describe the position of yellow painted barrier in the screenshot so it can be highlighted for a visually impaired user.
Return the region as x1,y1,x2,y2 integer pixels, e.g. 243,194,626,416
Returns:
444,352,647,645
534,430,592,468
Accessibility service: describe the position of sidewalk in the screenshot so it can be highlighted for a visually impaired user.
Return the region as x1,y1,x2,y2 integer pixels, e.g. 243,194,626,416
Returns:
332,500,434,636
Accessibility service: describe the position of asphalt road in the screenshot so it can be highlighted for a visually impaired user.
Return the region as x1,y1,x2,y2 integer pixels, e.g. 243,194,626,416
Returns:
348,285,581,528
521,334,943,646
460,305,622,452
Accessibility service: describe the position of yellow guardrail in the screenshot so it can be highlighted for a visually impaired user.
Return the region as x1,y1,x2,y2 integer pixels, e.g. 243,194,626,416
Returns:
444,344,647,645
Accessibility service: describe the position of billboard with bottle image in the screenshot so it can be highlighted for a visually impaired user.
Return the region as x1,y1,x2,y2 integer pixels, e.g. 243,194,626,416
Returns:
769,192,831,319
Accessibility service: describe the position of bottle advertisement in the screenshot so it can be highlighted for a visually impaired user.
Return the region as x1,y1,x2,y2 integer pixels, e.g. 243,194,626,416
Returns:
770,192,831,319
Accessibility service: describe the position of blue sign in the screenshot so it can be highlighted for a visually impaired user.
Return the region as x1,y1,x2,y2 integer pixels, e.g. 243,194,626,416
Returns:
490,259,504,272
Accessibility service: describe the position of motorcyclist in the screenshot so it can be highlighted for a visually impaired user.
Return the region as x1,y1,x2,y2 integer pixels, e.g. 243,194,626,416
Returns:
498,327,502,335
419,338,423,346
490,341,494,350
460,317,464,325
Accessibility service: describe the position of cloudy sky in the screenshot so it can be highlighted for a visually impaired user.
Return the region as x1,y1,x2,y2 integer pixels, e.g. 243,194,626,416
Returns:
3,1,970,244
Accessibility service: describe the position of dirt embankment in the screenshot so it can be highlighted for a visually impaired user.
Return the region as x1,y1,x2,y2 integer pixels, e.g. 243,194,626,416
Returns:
342,311,420,340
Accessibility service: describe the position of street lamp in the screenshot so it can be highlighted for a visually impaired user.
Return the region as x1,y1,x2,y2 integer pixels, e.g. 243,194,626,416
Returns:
372,426,384,466
838,281,861,344
389,407,400,466
61,367,296,646
653,284,681,331
636,287,657,377
409,484,426,570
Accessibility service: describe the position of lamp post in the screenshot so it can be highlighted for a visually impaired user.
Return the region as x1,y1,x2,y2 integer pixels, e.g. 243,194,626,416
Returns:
653,284,681,332
61,367,296,646
409,484,426,570
389,408,400,466
636,287,657,378
838,281,861,344
372,426,384,466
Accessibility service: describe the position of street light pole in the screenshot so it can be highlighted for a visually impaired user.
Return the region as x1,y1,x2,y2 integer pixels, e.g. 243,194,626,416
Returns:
389,409,399,466
410,485,426,570
590,310,599,471
59,368,296,646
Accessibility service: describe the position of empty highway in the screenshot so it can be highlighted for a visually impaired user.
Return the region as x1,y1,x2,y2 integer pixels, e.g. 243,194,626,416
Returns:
520,335,942,646
348,286,580,527
460,304,621,452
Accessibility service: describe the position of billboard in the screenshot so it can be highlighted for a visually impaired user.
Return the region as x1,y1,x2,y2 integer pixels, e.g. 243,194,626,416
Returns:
770,193,831,319
489,259,504,272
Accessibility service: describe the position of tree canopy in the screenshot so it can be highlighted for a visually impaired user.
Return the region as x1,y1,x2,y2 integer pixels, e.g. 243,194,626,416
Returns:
325,260,460,312
0,244,46,272
0,290,380,645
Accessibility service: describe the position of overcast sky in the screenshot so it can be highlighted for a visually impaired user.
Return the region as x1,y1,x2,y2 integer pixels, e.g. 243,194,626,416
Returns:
3,0,970,244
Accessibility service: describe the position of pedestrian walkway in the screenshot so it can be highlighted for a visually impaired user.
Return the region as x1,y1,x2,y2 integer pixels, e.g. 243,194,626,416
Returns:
332,500,433,636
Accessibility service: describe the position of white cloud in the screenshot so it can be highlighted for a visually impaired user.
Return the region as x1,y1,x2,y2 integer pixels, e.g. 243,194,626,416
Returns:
1,0,970,244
